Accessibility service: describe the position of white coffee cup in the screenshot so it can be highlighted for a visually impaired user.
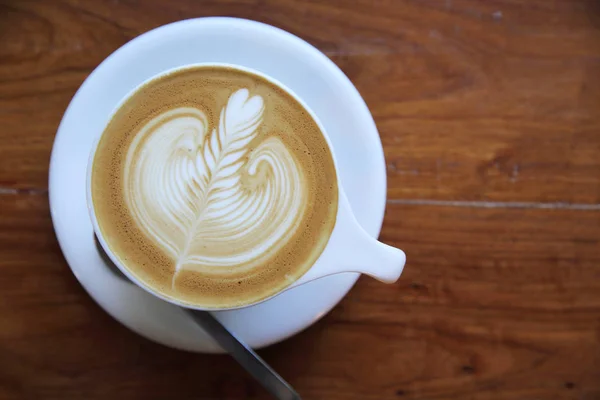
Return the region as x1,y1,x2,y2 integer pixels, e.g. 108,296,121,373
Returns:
87,63,406,311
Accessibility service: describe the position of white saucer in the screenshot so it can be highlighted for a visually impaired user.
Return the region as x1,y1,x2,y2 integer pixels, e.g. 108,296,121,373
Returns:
49,18,386,353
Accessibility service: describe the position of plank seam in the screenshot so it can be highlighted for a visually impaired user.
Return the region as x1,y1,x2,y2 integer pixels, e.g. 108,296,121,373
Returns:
387,199,600,210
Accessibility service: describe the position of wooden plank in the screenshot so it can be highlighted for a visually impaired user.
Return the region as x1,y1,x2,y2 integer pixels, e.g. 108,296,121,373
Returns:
1,0,599,203
1,194,598,399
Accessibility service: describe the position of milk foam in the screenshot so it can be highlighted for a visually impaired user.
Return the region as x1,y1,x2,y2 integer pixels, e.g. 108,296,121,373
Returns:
91,66,338,308
124,89,306,286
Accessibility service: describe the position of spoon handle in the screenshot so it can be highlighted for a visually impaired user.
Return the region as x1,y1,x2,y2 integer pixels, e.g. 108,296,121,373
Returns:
185,310,302,400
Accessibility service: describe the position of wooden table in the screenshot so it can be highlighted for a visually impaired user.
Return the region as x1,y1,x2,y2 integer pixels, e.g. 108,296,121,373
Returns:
1,1,599,399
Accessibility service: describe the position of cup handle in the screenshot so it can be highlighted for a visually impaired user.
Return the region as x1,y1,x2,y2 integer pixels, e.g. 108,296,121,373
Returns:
290,192,406,288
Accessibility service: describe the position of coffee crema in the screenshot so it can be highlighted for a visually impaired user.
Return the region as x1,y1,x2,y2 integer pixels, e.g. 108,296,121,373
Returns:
91,66,338,308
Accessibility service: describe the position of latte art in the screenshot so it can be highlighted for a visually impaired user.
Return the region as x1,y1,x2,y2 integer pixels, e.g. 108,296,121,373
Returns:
91,66,338,308
124,89,306,284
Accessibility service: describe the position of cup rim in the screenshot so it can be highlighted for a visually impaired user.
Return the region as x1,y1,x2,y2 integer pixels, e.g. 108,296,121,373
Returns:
87,62,343,311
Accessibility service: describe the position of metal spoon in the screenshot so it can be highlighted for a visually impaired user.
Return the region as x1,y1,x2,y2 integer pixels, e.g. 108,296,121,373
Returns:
95,237,302,400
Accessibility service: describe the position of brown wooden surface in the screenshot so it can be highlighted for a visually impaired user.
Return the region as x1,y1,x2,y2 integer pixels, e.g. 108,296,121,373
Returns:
1,1,599,399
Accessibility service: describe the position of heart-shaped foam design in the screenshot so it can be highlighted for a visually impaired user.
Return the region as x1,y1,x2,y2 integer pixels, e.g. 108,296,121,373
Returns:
123,89,306,285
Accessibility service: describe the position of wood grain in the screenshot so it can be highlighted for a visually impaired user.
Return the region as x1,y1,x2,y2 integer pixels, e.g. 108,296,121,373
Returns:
0,0,599,399
1,0,599,203
1,194,599,399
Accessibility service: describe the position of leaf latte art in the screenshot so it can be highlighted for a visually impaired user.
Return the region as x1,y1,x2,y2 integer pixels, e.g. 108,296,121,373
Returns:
91,66,338,308
124,89,306,285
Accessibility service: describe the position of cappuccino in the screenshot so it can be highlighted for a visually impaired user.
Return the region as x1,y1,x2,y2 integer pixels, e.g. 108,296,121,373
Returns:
91,66,338,308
